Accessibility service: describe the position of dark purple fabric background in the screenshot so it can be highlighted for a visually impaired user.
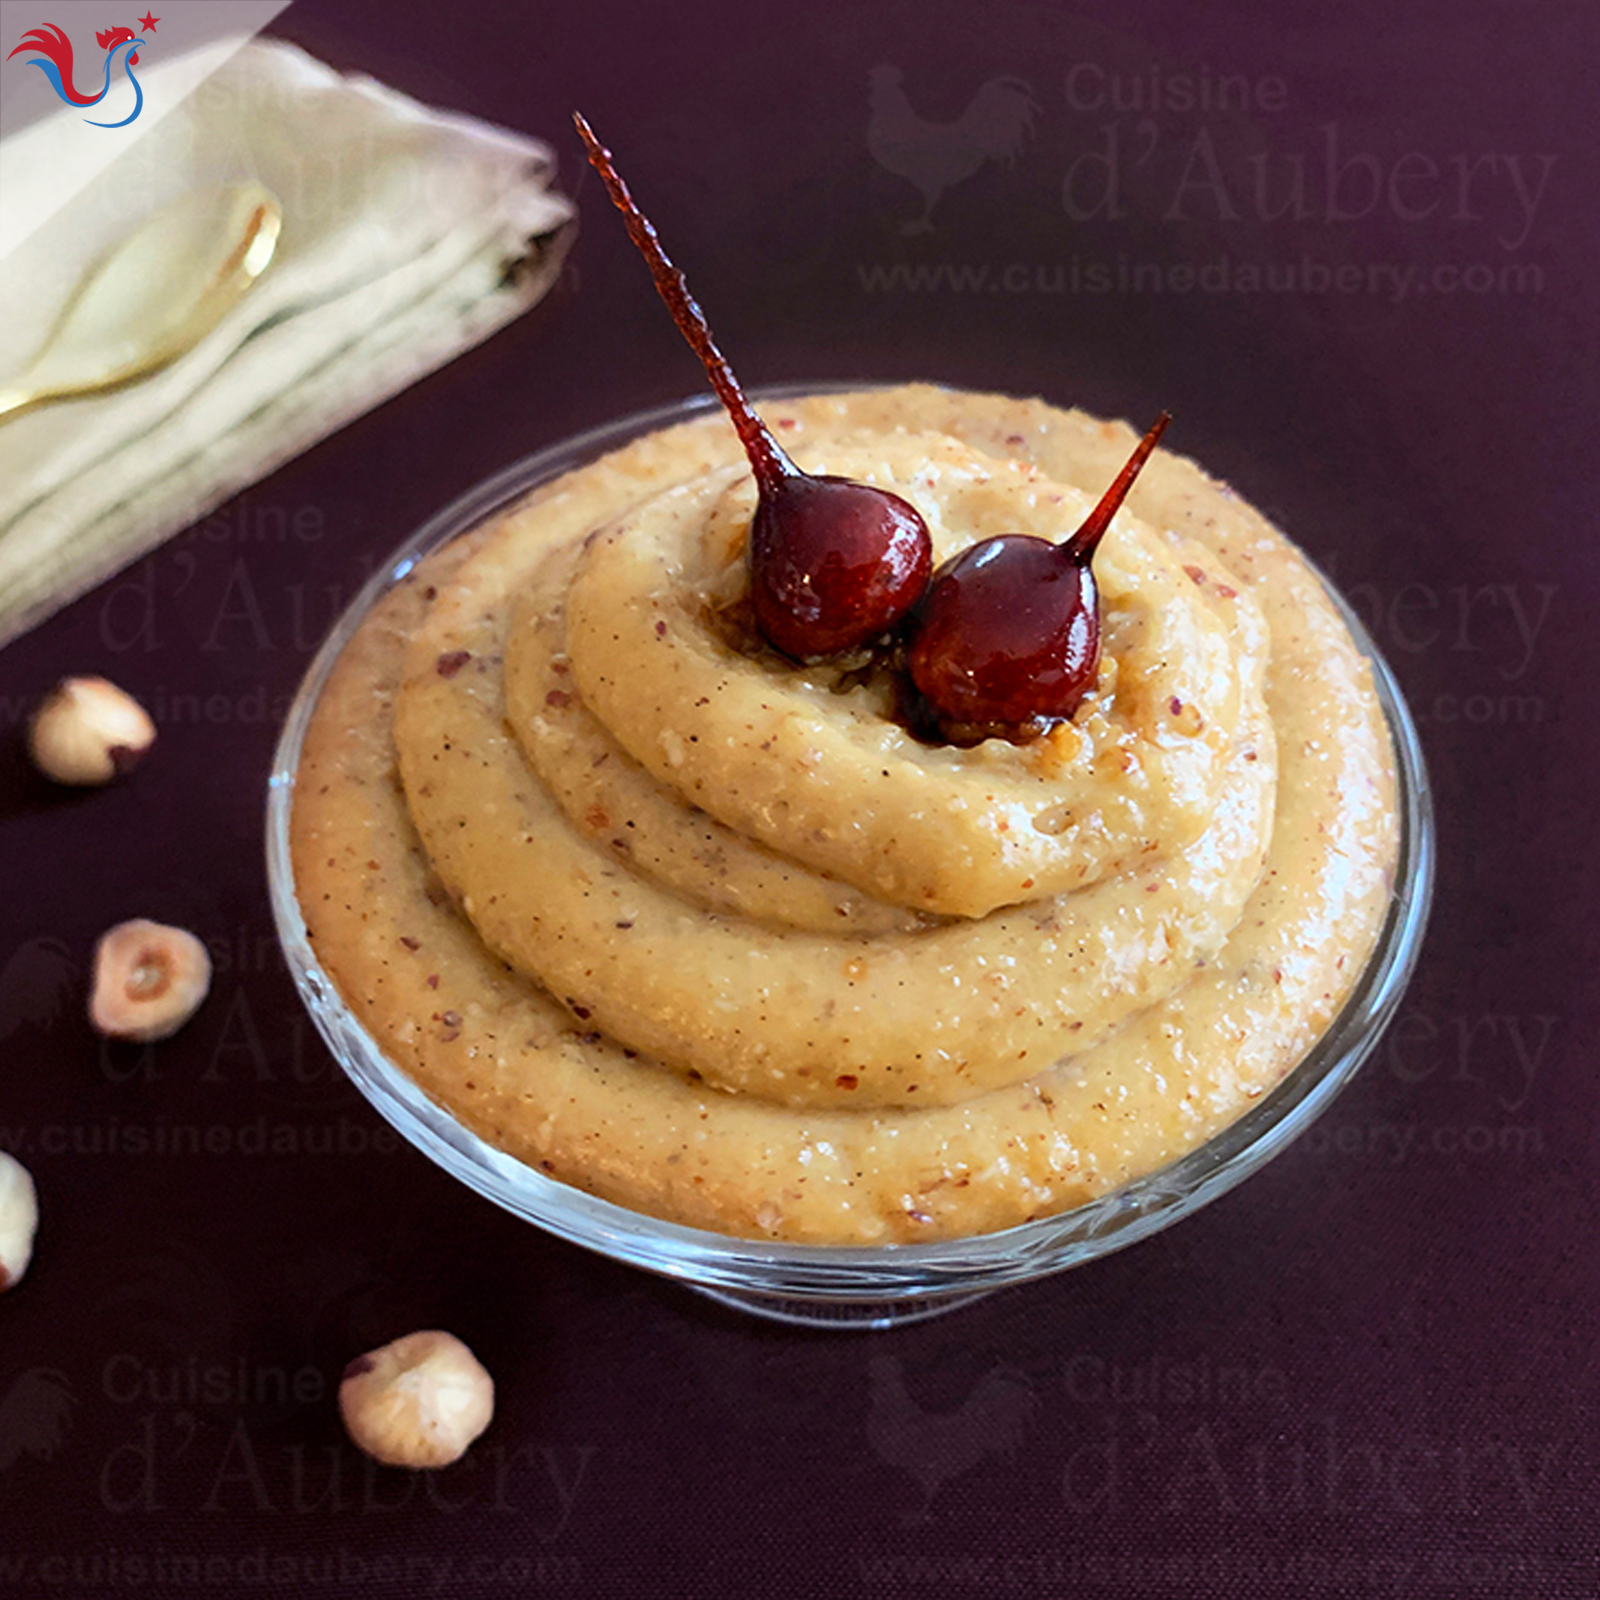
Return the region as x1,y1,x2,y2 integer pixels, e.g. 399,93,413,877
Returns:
2,1,1595,1595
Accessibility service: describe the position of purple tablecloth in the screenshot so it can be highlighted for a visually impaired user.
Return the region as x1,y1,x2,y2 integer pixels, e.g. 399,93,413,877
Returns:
3,2,1595,1595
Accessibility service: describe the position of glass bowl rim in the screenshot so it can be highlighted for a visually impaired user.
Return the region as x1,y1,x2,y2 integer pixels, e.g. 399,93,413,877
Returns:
265,382,1436,1301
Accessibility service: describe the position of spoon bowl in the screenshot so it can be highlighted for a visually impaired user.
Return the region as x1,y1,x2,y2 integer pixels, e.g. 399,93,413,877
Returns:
0,182,282,424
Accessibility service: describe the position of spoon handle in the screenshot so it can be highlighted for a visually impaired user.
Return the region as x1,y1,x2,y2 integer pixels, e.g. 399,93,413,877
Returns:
0,388,40,425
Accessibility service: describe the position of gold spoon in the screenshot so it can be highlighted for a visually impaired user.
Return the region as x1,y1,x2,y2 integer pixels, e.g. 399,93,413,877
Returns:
0,183,282,425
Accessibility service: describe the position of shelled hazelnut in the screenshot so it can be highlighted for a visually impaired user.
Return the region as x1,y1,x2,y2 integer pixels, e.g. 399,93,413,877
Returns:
89,919,211,1041
28,677,155,785
339,1330,495,1469
0,1153,38,1293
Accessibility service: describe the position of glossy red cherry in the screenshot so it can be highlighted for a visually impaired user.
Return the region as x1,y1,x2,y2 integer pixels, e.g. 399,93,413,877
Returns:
906,412,1171,744
574,113,932,660
748,473,930,659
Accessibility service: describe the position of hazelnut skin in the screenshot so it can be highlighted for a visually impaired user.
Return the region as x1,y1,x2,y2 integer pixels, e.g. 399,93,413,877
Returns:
0,1153,38,1293
339,1330,494,1469
90,920,212,1042
28,677,156,785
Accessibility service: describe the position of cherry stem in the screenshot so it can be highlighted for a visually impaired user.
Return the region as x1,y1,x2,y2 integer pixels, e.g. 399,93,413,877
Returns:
574,112,795,493
1063,410,1172,562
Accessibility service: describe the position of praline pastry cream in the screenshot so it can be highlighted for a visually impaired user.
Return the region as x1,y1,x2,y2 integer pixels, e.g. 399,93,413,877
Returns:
290,384,1399,1244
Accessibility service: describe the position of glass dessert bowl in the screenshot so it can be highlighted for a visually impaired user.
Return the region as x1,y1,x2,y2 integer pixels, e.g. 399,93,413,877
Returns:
266,385,1435,1329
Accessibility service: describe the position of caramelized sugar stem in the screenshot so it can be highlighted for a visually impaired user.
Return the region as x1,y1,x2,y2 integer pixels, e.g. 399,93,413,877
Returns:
1065,410,1173,561
573,112,795,491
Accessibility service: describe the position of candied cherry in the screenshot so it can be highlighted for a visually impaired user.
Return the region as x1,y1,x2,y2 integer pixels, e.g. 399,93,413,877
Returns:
574,114,932,660
906,412,1171,744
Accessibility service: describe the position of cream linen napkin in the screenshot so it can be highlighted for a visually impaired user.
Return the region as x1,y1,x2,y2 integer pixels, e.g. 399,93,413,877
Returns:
0,37,575,649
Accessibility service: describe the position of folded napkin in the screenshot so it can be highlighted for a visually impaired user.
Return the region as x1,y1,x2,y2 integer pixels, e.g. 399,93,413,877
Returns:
0,37,575,650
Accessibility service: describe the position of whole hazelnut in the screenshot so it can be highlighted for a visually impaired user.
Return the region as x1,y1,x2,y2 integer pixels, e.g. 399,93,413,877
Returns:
90,920,212,1042
28,677,156,785
339,1330,494,1469
0,1153,38,1293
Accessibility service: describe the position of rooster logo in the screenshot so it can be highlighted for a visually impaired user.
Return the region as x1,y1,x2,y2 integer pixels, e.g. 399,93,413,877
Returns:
7,16,157,128
0,1369,76,1471
868,66,1038,235
0,937,78,1041
867,1354,1036,1523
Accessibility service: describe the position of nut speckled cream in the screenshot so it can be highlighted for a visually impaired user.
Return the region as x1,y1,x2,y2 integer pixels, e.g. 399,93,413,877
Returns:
290,386,1399,1244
